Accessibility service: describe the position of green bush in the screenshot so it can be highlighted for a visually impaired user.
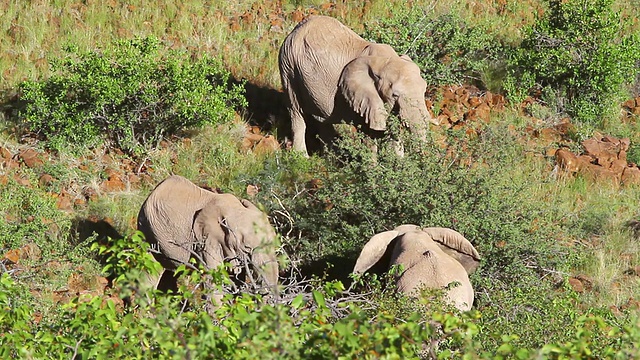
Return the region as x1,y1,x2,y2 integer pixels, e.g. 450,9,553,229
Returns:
505,0,640,125
363,4,499,86
0,176,71,254
259,126,571,281
18,37,247,153
2,233,640,358
247,120,622,350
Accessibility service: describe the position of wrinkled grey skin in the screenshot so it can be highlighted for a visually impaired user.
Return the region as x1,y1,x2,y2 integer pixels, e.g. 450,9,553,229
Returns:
137,175,279,300
279,15,437,156
353,225,480,311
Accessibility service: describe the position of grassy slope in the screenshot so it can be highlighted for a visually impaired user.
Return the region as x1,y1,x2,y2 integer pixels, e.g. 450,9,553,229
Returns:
1,0,640,347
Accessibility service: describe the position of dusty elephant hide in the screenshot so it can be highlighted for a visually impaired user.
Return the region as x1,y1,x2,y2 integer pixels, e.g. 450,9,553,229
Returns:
279,15,437,156
137,175,279,302
353,225,480,311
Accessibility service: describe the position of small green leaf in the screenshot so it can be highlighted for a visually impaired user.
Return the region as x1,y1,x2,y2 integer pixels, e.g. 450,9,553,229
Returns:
312,290,326,308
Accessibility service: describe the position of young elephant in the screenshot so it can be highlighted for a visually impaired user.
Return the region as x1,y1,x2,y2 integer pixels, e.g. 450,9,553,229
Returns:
279,15,438,156
353,225,480,311
137,175,279,299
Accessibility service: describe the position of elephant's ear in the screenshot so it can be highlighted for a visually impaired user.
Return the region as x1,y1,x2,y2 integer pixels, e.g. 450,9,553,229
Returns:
353,230,400,274
339,57,388,131
192,209,206,241
421,227,480,260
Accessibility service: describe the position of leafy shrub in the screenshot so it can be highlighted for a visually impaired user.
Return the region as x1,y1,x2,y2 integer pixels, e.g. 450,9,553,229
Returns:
504,0,640,125
363,4,499,86
261,126,571,281
2,233,640,358
18,37,246,153
247,120,616,349
0,176,71,254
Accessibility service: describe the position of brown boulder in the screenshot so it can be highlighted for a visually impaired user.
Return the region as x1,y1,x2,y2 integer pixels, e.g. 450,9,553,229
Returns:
568,277,585,292
246,184,259,197
622,165,640,186
582,163,620,185
39,174,55,187
555,148,585,173
55,192,74,211
0,146,11,161
103,169,126,192
253,135,280,155
610,159,627,176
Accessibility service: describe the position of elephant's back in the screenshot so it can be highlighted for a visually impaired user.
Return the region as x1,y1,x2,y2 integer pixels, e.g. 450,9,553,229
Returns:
137,175,217,269
279,16,370,120
286,16,366,59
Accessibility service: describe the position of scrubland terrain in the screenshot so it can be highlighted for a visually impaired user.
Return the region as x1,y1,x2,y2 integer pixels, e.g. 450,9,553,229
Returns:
2,0,640,358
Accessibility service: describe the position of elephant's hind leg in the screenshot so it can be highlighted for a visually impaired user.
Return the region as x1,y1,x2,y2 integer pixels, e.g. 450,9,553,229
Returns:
290,107,308,155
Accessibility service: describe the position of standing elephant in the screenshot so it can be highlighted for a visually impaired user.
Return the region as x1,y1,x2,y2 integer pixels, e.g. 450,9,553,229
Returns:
279,15,438,156
353,225,480,311
137,175,279,301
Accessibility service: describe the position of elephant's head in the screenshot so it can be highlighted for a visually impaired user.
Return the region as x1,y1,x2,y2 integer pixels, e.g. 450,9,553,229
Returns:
193,195,279,289
354,225,481,275
353,225,479,311
338,44,436,133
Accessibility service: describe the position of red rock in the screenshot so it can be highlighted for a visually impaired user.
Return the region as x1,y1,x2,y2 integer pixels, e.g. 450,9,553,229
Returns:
56,193,73,211
555,148,584,173
246,184,259,197
610,159,627,175
0,146,11,160
583,163,619,185
39,174,55,187
568,277,584,292
14,175,31,187
622,165,640,186
18,148,44,168
253,135,280,155
103,170,126,192
3,249,20,264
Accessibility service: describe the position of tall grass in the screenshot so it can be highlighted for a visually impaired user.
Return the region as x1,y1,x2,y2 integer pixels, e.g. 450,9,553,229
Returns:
0,0,539,91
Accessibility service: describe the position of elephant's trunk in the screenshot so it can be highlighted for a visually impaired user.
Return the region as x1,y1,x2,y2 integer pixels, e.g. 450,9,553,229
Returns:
251,251,279,290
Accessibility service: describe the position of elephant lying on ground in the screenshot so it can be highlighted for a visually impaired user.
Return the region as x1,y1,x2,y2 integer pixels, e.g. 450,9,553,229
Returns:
137,175,279,302
279,15,438,156
353,225,480,311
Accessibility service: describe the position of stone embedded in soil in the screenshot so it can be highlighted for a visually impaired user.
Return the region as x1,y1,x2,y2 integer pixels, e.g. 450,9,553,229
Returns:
2,243,41,264
39,173,55,187
18,148,45,168
253,135,280,155
13,175,31,187
555,134,640,187
622,166,640,186
0,146,11,160
246,184,259,197
55,192,74,211
568,277,584,292
102,169,126,192
3,248,20,264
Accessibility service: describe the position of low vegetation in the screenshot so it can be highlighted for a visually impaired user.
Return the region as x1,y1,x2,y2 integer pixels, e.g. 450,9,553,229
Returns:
1,0,640,358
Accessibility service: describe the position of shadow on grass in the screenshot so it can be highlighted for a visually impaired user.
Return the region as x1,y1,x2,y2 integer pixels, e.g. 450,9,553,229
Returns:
231,77,290,139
